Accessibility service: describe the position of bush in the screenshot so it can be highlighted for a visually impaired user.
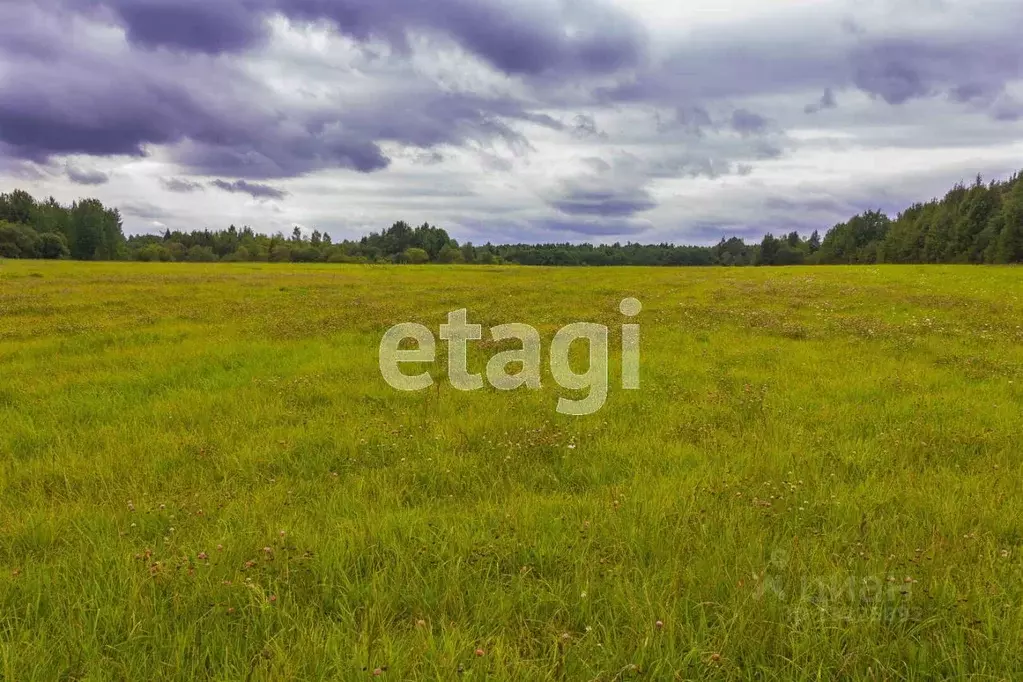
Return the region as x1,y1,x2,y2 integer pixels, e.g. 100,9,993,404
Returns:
166,242,187,261
38,232,70,259
269,245,292,262
436,244,465,264
773,245,805,266
136,243,172,262
186,245,217,262
327,252,367,263
292,247,322,263
0,222,42,258
403,247,430,264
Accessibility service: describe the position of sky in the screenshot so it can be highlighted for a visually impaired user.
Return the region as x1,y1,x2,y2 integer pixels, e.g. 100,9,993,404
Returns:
1,0,1022,245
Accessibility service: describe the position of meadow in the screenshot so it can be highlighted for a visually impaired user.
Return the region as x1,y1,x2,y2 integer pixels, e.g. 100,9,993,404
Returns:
1,260,1022,680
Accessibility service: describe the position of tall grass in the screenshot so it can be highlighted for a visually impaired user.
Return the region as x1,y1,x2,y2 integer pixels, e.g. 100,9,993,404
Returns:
1,261,1022,680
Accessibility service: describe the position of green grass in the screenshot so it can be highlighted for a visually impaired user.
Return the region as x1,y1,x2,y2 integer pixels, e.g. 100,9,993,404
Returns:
1,260,1022,680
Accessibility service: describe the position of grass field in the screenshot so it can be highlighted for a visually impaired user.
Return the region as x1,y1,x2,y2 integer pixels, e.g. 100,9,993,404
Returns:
1,261,1022,680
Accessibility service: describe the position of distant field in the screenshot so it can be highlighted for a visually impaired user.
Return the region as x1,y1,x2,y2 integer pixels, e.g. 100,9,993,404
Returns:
2,261,1022,680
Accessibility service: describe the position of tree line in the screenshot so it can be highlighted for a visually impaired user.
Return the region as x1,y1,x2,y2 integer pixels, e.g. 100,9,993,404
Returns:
0,190,124,261
2,171,1021,265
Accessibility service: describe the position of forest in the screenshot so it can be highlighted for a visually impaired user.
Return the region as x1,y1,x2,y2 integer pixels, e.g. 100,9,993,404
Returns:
1,171,1021,266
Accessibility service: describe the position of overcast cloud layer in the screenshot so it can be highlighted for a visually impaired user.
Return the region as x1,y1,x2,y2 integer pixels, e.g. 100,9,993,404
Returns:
1,0,1022,243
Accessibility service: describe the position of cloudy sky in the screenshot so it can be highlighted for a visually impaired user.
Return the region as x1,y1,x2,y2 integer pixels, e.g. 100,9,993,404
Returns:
1,0,1022,244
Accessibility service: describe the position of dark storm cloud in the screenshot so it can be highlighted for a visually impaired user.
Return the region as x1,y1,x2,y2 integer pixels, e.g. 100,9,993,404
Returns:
110,0,270,54
176,136,391,178
730,109,769,136
54,0,259,54
161,177,206,193
0,53,250,162
850,37,1023,106
171,90,553,178
0,33,399,179
465,216,650,242
210,179,289,200
550,187,657,218
4,0,1023,247
0,7,564,181
595,4,1023,118
65,164,109,185
60,0,647,78
6,0,1020,188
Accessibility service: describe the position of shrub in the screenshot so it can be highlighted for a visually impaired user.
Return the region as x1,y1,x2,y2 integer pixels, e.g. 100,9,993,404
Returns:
38,232,71,259
136,244,172,262
186,245,217,262
403,247,430,264
269,245,292,262
0,222,42,258
292,247,322,263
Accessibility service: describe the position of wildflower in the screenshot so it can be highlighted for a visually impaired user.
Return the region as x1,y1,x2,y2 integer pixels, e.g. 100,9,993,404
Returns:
269,595,277,603
372,668,382,677
655,620,664,629
475,649,485,657
198,552,208,561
